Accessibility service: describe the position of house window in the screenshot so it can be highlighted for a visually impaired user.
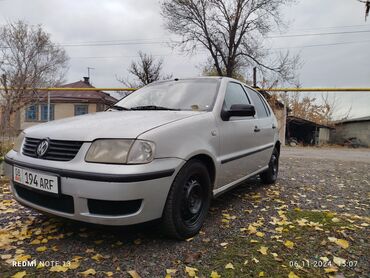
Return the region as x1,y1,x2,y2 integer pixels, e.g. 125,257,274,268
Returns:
40,104,55,121
75,105,88,116
25,105,38,121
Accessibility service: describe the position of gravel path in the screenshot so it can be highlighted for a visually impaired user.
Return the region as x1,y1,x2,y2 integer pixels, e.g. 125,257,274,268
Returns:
0,147,369,277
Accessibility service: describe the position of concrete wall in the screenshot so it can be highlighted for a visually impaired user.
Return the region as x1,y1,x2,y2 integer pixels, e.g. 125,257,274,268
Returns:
274,108,286,145
331,121,370,147
318,128,330,145
20,103,98,131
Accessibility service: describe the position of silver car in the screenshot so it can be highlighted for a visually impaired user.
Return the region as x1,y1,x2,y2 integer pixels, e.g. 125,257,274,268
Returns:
4,77,280,239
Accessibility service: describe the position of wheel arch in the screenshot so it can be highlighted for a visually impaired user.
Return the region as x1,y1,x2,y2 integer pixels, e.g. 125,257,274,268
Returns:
274,140,281,157
188,154,216,187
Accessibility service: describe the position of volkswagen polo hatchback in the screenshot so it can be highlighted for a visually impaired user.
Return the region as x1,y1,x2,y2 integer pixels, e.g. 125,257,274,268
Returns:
4,77,280,239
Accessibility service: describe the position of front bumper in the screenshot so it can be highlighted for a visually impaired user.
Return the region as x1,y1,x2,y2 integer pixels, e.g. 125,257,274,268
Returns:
4,150,185,225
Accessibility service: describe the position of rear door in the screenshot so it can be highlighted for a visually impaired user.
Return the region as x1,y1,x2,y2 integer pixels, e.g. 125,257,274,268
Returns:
244,87,275,171
216,82,262,188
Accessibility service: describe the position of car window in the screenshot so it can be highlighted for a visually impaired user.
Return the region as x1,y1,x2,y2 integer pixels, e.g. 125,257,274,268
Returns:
115,79,220,111
246,88,269,118
223,82,250,110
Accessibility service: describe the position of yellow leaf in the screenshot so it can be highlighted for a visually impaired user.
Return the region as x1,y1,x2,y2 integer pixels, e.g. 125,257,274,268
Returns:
68,261,80,270
252,257,259,263
36,246,47,252
15,254,31,262
335,239,349,249
1,254,12,259
210,271,221,278
328,237,337,242
320,257,329,263
256,232,265,237
220,242,228,247
11,271,26,278
165,269,177,277
324,267,338,273
51,245,59,251
79,269,97,276
258,246,268,255
185,266,198,277
333,256,346,266
104,272,114,277
331,217,340,223
50,265,69,272
91,253,104,262
284,240,294,249
30,239,41,245
259,271,265,277
225,263,234,269
128,270,141,278
271,253,278,258
250,240,259,243
248,224,257,234
288,271,300,278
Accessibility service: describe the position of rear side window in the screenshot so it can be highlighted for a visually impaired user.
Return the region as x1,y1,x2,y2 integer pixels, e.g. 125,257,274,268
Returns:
223,82,250,110
246,89,269,118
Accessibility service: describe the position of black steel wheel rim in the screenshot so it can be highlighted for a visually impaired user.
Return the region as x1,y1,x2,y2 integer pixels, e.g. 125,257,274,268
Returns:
271,154,278,177
181,176,204,226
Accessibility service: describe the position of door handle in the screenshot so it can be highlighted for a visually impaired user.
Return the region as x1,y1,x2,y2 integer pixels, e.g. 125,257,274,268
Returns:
254,126,261,132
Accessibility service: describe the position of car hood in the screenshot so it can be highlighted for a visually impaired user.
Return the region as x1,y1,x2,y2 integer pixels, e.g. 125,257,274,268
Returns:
24,111,203,141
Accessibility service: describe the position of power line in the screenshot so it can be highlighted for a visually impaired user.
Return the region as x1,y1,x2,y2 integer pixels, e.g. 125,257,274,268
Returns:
267,29,370,38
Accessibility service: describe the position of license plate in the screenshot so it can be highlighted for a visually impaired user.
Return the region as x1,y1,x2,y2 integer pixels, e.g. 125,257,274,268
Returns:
13,166,59,195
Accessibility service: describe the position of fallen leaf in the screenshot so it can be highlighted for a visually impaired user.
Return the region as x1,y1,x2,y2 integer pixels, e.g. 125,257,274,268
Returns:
104,272,114,277
284,240,294,249
79,269,97,276
11,271,26,278
252,257,259,263
1,254,12,260
30,239,41,245
210,271,221,278
335,239,349,249
258,246,268,255
36,246,47,252
324,267,338,273
256,232,265,237
92,253,104,262
333,256,346,267
220,242,228,247
259,271,265,277
288,271,299,278
225,263,234,269
185,266,198,277
128,270,141,278
50,265,69,272
331,218,340,223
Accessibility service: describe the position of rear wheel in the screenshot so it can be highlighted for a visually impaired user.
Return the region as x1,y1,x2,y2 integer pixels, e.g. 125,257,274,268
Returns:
260,148,279,184
162,160,211,240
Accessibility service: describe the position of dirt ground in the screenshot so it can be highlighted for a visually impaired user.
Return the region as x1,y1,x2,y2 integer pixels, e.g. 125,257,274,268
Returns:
0,147,369,278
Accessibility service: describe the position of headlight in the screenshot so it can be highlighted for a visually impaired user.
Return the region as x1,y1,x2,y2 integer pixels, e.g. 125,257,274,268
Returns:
85,139,155,164
13,132,25,152
127,140,155,164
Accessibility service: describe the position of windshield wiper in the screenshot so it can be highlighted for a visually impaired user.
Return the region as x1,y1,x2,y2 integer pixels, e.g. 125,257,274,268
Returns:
109,105,131,111
130,105,180,111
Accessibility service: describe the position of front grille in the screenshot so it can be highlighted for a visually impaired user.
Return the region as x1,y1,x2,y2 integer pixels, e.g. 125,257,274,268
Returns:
23,137,83,161
14,183,74,214
88,198,142,216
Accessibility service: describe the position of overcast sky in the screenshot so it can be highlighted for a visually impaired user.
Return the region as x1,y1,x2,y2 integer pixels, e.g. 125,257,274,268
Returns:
0,0,369,119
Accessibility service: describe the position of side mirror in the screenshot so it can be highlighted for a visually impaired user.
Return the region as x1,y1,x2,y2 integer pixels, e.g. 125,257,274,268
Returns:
221,104,256,121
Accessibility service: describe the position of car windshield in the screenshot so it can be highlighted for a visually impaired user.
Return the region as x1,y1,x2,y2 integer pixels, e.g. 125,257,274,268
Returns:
114,79,220,111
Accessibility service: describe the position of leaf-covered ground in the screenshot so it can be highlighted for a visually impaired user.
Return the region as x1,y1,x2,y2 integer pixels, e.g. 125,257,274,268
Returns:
0,147,369,278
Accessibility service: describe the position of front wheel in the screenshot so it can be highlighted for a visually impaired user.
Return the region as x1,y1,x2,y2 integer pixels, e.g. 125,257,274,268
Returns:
260,148,279,184
162,160,211,240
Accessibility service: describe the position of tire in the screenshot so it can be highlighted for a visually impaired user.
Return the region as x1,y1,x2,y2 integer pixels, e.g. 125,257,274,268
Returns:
162,159,212,240
260,148,279,184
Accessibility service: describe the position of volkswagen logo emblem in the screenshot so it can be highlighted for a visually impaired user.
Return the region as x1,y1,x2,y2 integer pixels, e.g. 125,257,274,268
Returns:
37,139,50,157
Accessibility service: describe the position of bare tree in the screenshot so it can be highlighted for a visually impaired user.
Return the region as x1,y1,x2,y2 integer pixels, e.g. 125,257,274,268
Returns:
118,51,172,89
161,0,299,81
357,0,370,21
0,21,69,135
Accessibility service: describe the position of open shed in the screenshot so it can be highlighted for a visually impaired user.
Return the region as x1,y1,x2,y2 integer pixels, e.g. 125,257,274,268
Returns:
286,116,332,146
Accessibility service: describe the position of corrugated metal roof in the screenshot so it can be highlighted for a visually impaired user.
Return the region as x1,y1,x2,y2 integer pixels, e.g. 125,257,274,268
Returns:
335,116,370,124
